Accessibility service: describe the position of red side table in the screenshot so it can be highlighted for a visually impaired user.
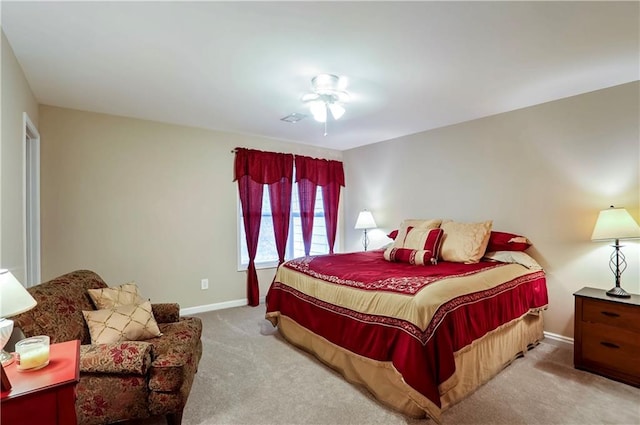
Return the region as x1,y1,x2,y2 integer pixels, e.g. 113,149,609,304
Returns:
1,339,80,425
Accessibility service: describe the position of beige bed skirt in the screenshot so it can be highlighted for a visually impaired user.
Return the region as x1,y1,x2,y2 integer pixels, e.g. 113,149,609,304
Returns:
270,311,544,423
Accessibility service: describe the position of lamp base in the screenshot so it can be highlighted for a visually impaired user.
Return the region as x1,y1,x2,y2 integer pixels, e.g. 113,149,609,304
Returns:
0,318,14,366
606,286,631,298
0,349,14,366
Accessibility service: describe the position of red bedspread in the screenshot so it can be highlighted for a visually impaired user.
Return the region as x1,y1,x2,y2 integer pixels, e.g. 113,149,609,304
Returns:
266,250,548,413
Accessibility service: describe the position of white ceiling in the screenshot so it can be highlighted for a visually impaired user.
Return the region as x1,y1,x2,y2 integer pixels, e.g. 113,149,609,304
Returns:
2,1,638,151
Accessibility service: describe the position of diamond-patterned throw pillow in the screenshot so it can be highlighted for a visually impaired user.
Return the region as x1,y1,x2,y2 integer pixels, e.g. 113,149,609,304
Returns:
82,301,162,344
88,282,146,309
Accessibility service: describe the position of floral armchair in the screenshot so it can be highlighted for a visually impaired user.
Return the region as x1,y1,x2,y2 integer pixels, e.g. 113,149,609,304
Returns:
12,270,203,425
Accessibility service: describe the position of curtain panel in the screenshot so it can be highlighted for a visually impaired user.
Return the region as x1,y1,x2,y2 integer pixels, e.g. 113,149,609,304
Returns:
294,155,345,187
234,148,294,306
294,155,345,255
322,183,340,254
296,178,318,256
234,148,294,184
269,179,293,265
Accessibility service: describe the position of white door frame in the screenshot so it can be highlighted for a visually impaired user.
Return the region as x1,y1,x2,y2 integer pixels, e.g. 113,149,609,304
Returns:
23,112,41,287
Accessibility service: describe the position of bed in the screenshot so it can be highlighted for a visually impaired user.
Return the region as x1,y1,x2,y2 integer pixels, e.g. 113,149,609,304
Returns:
265,221,548,423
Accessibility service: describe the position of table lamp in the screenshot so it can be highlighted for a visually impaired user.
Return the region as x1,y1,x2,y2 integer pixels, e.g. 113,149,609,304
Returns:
591,206,640,298
0,269,37,366
355,210,377,251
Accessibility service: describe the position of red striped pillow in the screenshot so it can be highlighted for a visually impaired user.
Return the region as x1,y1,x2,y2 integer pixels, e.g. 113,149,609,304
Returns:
383,227,444,265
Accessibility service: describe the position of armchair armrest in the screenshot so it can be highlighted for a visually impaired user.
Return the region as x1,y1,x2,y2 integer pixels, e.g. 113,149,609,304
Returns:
80,341,152,375
148,349,189,392
151,303,180,323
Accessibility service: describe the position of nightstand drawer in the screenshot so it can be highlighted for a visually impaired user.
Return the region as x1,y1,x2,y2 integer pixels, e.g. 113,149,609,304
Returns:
581,322,640,376
582,299,640,333
574,287,640,387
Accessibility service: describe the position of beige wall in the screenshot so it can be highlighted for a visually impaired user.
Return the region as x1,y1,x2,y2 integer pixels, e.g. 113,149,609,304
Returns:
38,106,342,309
1,31,39,282
342,82,640,339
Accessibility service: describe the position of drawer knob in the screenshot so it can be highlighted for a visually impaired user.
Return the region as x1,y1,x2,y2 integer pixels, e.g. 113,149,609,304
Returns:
600,311,620,318
600,341,620,349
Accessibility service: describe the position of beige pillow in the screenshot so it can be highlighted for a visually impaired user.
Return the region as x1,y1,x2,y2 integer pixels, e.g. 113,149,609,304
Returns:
392,219,442,247
440,220,493,263
88,282,145,309
83,301,162,345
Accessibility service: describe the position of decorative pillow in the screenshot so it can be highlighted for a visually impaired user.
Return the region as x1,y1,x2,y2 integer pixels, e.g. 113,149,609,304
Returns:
486,231,531,252
391,218,442,244
439,220,493,264
483,251,542,270
399,218,442,229
88,282,146,309
82,301,162,345
387,229,399,240
384,227,444,265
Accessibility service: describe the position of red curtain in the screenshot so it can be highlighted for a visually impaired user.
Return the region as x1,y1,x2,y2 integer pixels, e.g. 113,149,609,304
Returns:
297,179,317,256
234,148,293,306
322,183,340,254
295,156,345,255
236,175,263,306
269,179,292,264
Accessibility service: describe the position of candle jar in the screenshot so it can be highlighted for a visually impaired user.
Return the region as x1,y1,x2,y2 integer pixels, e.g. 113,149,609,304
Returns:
15,335,50,371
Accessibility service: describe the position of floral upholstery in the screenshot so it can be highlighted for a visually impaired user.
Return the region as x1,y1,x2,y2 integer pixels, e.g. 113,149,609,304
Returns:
80,342,152,375
12,270,203,425
13,269,106,344
152,303,181,323
148,318,202,392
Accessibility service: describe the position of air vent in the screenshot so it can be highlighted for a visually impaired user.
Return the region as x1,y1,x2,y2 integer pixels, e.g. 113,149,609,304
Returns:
280,113,307,123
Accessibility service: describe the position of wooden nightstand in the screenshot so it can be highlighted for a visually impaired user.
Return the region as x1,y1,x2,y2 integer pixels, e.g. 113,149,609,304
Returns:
574,287,640,387
1,339,80,425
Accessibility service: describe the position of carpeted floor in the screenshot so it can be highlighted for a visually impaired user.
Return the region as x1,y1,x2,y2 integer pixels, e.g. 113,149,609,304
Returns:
133,305,640,425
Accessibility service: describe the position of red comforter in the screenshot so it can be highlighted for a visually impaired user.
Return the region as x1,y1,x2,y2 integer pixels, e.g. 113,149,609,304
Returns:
266,250,548,412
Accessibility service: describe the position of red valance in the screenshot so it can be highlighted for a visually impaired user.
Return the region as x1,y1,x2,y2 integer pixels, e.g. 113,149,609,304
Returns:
234,148,294,184
295,155,345,187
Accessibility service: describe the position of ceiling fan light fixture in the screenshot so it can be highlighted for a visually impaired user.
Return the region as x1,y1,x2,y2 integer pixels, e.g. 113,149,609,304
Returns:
311,74,339,94
302,73,350,133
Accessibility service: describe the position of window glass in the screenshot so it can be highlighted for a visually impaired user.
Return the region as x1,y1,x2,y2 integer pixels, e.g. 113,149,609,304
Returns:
291,187,327,258
239,184,328,268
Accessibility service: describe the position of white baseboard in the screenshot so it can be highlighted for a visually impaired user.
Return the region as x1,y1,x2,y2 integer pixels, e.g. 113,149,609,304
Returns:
180,296,266,316
543,331,574,345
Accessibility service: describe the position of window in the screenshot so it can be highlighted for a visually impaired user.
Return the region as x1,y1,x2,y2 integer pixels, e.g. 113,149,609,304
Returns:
238,184,328,269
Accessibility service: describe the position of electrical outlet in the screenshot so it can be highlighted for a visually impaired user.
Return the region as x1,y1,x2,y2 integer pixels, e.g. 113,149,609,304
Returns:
201,278,209,290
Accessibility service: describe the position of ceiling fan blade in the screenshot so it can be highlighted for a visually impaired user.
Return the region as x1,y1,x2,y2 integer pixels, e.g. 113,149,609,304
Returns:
335,91,350,102
329,103,345,120
309,101,327,122
301,93,319,102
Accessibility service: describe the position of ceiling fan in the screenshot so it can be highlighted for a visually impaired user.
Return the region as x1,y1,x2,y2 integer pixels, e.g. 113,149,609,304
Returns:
301,74,350,135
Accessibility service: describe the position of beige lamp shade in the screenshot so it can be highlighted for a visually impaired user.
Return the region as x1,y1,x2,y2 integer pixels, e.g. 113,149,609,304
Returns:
591,207,640,241
0,269,37,318
355,210,377,230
